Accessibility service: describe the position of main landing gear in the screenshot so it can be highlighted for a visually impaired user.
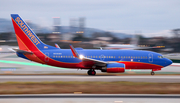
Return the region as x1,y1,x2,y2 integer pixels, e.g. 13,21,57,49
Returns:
87,69,96,75
151,71,155,75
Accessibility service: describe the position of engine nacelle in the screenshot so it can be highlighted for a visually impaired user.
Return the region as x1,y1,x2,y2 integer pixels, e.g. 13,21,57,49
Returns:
101,63,125,73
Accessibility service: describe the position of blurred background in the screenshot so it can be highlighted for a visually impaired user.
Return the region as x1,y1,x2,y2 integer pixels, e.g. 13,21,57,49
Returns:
1,1,180,103
0,0,180,74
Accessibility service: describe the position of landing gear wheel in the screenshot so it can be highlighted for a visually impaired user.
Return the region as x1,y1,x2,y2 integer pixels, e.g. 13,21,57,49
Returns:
151,71,155,75
87,69,96,76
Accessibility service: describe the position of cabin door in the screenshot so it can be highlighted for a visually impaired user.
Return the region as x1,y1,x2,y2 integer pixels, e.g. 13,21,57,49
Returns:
45,52,49,62
148,53,153,62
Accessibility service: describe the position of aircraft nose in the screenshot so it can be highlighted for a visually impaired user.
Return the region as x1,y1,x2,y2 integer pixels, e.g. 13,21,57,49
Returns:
165,58,172,66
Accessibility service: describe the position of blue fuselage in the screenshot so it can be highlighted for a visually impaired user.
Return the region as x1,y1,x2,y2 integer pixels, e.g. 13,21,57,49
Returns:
18,49,172,69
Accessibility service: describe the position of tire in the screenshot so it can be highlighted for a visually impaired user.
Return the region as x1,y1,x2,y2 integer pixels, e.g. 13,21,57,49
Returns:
151,72,155,75
87,69,96,75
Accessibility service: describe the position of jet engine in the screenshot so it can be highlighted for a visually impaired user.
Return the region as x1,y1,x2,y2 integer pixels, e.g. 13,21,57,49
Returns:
101,63,125,73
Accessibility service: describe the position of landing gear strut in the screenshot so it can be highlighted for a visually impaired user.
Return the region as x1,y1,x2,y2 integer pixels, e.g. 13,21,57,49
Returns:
151,71,155,75
87,69,96,75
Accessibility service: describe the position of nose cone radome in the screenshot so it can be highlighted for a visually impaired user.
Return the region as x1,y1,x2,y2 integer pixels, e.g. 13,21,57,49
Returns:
164,58,173,67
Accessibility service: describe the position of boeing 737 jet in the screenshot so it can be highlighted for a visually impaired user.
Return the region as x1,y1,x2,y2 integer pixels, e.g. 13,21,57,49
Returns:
11,14,172,75
103,35,159,50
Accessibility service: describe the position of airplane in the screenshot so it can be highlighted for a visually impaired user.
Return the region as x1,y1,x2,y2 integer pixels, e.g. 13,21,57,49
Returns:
11,14,172,75
103,35,140,50
103,35,160,50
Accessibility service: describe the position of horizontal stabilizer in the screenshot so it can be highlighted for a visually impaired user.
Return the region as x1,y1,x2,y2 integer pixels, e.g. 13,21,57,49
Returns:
13,48,33,54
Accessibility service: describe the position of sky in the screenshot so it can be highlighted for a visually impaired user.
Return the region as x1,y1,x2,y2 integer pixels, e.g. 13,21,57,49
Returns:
1,0,180,37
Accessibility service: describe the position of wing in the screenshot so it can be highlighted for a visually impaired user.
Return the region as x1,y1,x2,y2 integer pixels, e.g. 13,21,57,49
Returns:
69,45,107,67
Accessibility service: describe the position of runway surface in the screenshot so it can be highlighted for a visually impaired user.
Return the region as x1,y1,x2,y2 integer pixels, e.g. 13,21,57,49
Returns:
1,75,180,83
0,53,180,83
0,94,180,103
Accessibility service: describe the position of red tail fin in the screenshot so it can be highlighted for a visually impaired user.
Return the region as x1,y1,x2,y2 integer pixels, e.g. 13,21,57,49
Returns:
11,14,56,51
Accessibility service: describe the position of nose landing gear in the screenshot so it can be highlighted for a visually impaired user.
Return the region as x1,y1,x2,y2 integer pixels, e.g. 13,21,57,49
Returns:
151,71,155,75
87,69,96,75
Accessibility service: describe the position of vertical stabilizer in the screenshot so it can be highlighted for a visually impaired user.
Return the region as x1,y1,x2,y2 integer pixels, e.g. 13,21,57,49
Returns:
11,14,56,51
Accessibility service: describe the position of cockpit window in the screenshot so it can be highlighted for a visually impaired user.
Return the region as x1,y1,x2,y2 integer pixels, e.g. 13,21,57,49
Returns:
158,56,164,58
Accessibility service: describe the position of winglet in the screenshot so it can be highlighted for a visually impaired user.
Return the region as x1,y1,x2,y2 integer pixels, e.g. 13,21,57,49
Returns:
69,44,79,58
55,43,61,49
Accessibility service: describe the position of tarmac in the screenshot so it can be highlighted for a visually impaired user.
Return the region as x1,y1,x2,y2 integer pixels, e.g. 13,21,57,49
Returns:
0,94,179,103
0,75,180,83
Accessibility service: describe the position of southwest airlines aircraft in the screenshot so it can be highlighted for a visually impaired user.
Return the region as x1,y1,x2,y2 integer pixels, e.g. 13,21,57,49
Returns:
11,14,172,75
